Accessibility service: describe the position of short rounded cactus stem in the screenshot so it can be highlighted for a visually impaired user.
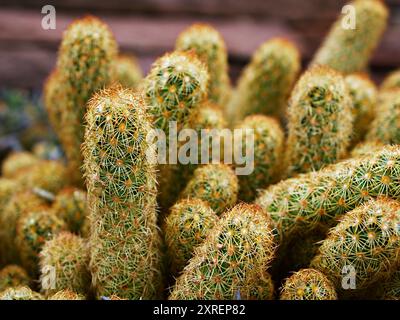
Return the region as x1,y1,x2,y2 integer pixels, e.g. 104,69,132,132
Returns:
113,54,143,89
0,286,44,300
16,210,66,275
285,66,353,177
56,16,118,185
176,23,230,105
51,187,87,234
367,89,400,144
169,204,276,300
48,289,86,300
227,38,300,122
39,232,90,296
0,178,18,213
255,145,400,244
311,198,400,292
180,164,239,215
82,86,162,299
164,198,218,274
311,0,388,74
0,265,30,292
345,73,377,145
280,269,337,300
381,69,400,91
234,115,284,202
1,151,39,179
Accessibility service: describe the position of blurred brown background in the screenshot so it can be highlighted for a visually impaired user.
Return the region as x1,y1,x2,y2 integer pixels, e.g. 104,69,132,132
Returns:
0,0,399,90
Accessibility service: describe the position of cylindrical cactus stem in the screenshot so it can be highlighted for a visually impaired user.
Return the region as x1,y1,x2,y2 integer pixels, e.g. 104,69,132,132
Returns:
311,0,388,74
169,204,276,300
183,101,227,180
0,265,30,292
367,89,400,144
227,38,300,123
350,140,384,158
82,87,162,299
180,164,239,215
234,115,284,202
311,198,400,293
56,16,118,186
0,191,48,265
144,51,209,211
16,209,66,275
381,69,400,91
48,289,86,300
280,269,337,300
255,145,400,245
345,73,377,145
176,23,230,106
1,151,39,179
43,69,64,140
0,286,44,300
163,198,218,275
51,187,87,234
285,66,353,177
113,54,143,89
39,232,90,297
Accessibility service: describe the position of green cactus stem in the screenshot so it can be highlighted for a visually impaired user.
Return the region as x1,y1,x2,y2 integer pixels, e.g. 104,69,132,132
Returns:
0,265,30,292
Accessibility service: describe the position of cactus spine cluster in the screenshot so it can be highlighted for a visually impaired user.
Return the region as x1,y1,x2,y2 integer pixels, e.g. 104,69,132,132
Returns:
50,16,118,185
52,188,87,234
113,54,143,89
169,204,276,300
311,0,388,74
164,198,218,274
0,265,30,292
345,74,377,145
235,115,284,202
285,66,353,177
39,232,90,296
82,87,162,299
227,38,300,122
381,69,400,91
176,23,230,106
367,89,400,144
311,198,400,292
144,51,209,210
255,145,400,244
180,164,238,215
280,269,337,300
16,210,66,274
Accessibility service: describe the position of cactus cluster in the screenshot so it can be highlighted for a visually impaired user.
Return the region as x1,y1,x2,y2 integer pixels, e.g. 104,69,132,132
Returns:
180,164,238,215
234,115,284,202
164,198,218,274
227,38,300,122
285,66,353,177
311,198,400,292
311,0,388,74
169,204,276,299
176,24,230,106
280,269,337,300
82,87,162,299
39,232,90,296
